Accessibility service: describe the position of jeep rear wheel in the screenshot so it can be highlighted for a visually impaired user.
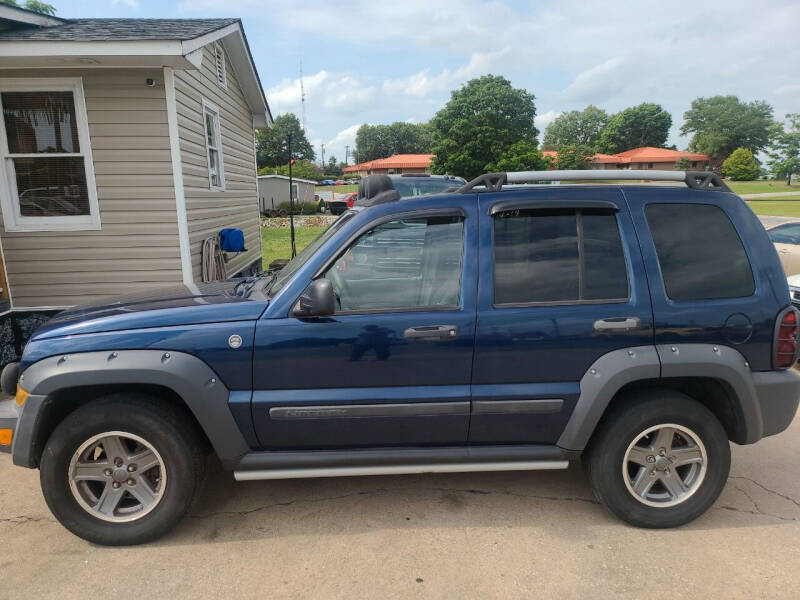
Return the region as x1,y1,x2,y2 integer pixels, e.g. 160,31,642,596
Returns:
40,394,205,545
586,390,730,528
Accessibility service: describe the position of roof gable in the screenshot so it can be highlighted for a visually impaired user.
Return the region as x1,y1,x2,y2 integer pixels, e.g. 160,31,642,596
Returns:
0,17,272,127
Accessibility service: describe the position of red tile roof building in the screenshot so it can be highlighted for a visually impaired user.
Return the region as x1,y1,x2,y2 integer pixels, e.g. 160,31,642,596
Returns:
546,147,709,171
343,154,434,176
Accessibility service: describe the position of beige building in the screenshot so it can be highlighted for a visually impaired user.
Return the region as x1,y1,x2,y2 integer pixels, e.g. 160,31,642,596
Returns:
0,6,272,312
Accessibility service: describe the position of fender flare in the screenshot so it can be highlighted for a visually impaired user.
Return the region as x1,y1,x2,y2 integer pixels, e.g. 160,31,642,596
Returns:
557,344,763,452
16,350,249,467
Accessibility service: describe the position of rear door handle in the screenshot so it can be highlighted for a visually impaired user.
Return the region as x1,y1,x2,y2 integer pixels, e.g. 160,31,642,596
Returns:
593,317,641,332
404,325,458,341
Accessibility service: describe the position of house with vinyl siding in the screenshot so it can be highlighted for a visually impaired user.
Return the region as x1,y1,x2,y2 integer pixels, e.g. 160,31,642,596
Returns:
0,5,272,317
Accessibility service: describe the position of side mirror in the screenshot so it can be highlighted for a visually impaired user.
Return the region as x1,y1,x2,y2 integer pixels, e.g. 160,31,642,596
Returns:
294,278,335,317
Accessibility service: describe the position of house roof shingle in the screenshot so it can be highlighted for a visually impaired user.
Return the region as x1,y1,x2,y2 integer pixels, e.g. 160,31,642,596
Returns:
0,18,239,41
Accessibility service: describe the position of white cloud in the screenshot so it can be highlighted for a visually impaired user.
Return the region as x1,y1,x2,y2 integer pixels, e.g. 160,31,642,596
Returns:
562,57,626,102
383,47,511,98
112,0,140,6
535,111,560,131
328,124,361,150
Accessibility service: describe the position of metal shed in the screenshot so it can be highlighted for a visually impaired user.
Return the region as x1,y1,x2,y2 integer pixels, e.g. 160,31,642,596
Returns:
257,175,317,214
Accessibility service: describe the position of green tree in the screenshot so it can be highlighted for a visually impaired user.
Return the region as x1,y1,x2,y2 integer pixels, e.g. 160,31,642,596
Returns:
721,147,761,181
354,121,431,163
596,103,672,154
485,140,552,172
675,156,692,170
325,155,342,177
553,144,595,170
542,105,609,150
258,159,322,182
0,0,56,13
681,96,775,162
255,113,315,168
768,113,800,185
430,75,538,179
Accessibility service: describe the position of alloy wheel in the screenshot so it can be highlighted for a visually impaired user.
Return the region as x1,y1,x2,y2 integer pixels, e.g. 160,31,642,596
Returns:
68,431,166,523
622,423,707,508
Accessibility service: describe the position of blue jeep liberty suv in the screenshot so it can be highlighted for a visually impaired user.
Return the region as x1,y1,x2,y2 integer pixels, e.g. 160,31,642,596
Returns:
1,169,798,545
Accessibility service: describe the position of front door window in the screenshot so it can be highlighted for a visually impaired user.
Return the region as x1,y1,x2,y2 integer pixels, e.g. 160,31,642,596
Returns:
324,216,464,312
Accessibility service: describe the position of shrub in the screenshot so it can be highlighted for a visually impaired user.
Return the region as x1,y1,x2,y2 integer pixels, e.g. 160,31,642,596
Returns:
276,201,319,215
722,148,760,181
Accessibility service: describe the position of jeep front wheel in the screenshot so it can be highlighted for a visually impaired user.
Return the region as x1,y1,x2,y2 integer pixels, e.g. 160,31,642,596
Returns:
40,394,205,545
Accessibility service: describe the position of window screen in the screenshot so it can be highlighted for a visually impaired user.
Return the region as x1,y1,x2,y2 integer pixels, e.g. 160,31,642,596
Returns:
645,203,754,300
493,209,628,305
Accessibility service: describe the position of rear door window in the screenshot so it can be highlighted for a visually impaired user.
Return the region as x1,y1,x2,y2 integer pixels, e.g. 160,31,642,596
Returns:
493,208,629,305
645,203,754,300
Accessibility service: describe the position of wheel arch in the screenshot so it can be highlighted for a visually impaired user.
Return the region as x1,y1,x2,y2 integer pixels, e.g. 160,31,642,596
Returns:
14,350,249,469
557,344,764,453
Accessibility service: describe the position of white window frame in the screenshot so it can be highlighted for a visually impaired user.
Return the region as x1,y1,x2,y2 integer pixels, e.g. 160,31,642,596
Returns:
213,42,227,89
0,77,100,232
202,99,226,191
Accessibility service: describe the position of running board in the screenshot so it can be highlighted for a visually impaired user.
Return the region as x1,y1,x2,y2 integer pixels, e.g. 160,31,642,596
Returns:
234,460,568,481
233,444,570,481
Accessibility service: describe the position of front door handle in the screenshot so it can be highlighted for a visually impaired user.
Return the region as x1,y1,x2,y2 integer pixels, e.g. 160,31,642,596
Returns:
593,317,641,332
404,325,458,341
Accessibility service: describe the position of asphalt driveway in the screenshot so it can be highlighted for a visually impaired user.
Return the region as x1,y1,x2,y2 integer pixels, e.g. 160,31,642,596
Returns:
1,412,799,599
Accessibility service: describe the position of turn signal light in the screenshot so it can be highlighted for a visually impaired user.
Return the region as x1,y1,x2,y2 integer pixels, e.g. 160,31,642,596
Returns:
15,385,28,407
775,309,798,369
0,429,12,446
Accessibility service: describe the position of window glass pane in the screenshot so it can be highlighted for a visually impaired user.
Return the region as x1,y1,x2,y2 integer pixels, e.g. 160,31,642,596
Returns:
494,210,579,304
205,112,216,147
13,156,89,216
582,212,629,300
208,149,221,187
493,209,629,304
2,91,80,154
326,216,463,311
646,203,754,300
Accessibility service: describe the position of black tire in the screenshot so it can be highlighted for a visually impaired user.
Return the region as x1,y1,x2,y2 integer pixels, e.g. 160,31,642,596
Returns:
40,394,205,545
585,390,731,528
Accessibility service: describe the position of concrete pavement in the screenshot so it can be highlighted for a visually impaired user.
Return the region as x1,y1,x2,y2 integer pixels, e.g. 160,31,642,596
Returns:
1,413,799,599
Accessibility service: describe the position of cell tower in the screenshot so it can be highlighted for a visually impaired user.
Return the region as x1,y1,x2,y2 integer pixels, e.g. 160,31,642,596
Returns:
299,59,307,133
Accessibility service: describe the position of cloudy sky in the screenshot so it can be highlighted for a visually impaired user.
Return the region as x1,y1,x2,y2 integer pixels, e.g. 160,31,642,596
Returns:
57,0,800,163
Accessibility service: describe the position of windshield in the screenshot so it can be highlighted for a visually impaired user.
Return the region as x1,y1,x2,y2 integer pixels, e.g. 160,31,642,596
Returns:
768,223,800,245
265,212,355,296
391,177,464,198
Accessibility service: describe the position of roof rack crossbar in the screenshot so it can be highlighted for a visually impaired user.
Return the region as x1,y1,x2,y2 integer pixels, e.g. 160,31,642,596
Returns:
457,170,731,193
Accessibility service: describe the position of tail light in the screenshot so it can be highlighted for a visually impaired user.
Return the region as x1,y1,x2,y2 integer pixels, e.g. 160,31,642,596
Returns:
346,196,355,208
775,308,799,369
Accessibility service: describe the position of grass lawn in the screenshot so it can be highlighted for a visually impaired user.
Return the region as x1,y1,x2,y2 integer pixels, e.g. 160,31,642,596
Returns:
262,226,326,267
726,180,799,194
316,184,357,194
747,199,800,217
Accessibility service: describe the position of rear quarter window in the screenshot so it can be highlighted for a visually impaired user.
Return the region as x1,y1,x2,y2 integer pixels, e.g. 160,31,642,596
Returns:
645,203,754,301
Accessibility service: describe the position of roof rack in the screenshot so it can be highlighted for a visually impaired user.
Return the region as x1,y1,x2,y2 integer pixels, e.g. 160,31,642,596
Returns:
457,170,731,193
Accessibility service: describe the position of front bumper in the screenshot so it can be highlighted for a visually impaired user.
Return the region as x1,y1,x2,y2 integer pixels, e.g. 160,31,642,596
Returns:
0,396,19,454
752,369,800,438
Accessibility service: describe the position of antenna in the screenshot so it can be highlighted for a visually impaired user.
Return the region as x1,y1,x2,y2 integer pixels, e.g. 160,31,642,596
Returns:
299,59,307,133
